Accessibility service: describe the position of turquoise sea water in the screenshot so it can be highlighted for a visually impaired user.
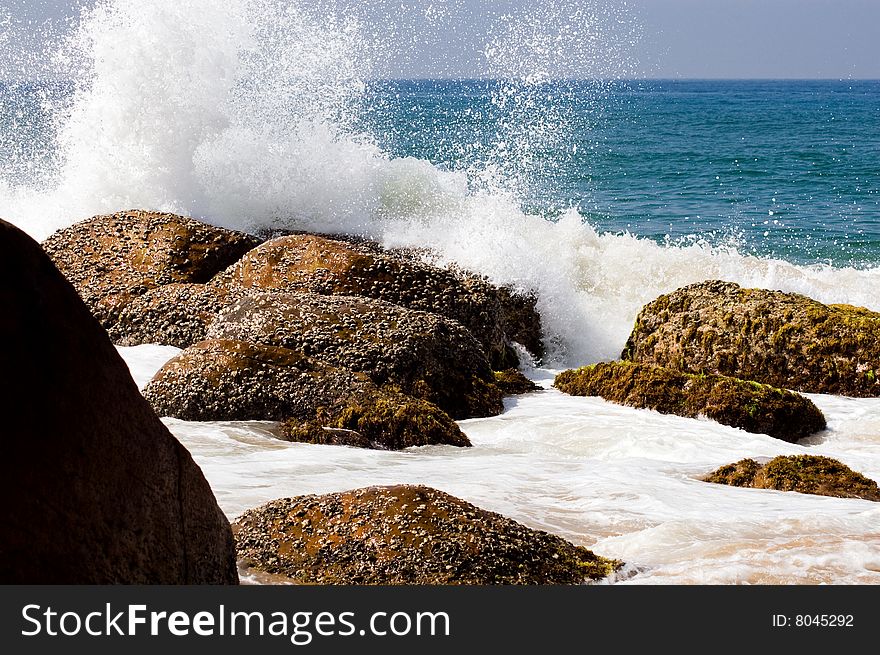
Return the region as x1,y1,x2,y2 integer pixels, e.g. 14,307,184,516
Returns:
361,79,880,267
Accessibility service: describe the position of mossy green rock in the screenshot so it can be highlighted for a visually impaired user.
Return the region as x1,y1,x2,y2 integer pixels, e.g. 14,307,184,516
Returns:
493,368,541,395
234,485,623,584
282,389,470,450
553,361,826,442
622,280,880,397
704,456,880,501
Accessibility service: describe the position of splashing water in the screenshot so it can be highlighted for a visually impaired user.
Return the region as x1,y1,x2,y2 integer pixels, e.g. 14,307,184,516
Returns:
1,0,878,365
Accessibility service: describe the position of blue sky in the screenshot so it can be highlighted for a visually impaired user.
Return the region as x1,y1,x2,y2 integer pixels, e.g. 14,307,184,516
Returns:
1,0,878,79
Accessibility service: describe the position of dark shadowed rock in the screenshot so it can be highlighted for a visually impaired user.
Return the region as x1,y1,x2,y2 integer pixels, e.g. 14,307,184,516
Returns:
110,283,241,348
143,339,470,450
206,292,503,419
623,280,880,397
41,209,260,329
493,368,541,395
233,485,623,584
553,361,826,442
211,233,544,366
0,219,237,583
703,456,880,501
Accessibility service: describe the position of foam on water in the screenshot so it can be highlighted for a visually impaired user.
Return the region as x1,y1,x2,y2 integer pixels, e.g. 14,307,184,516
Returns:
117,344,880,584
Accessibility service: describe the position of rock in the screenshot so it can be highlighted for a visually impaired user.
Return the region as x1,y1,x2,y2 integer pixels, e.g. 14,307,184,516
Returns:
553,361,826,442
143,339,470,449
211,233,544,366
493,368,541,395
622,280,880,397
703,456,880,501
0,219,237,583
144,338,370,421
282,390,471,450
233,485,623,584
206,292,503,419
41,209,260,329
109,283,240,348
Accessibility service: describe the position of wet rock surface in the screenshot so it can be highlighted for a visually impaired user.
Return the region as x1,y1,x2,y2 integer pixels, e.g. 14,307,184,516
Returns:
143,339,470,449
0,219,238,583
553,360,826,442
703,455,880,501
211,233,543,366
207,292,503,419
41,209,260,329
233,485,623,584
623,280,880,397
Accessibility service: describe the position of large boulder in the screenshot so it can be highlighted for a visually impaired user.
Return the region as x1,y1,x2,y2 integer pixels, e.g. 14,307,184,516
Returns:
703,456,880,501
211,233,544,366
206,292,503,419
143,339,469,449
41,209,260,329
0,219,237,583
553,361,826,442
233,485,623,584
622,280,880,397
109,283,240,348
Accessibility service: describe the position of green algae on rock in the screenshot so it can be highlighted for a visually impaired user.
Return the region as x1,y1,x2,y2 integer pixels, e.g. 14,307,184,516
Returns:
233,485,623,585
493,368,541,395
622,280,880,397
282,389,470,450
703,456,880,501
553,360,826,442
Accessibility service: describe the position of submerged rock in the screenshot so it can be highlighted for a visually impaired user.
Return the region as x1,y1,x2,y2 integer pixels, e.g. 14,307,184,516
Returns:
211,233,544,366
703,456,880,501
41,209,260,329
553,361,826,442
233,485,623,584
623,280,880,397
143,339,470,449
0,219,237,584
206,292,503,419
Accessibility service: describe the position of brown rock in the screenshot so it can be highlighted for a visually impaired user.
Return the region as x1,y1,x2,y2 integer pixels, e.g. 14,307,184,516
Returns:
233,485,623,584
142,338,470,450
109,283,240,348
211,233,543,366
554,361,826,442
41,209,260,329
703,455,880,501
623,280,880,397
206,292,503,419
0,219,237,583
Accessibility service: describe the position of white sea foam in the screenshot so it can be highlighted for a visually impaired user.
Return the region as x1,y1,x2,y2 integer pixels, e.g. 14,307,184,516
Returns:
116,345,880,585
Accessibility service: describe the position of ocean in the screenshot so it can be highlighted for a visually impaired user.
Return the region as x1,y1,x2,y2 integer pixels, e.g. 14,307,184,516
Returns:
2,0,879,584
